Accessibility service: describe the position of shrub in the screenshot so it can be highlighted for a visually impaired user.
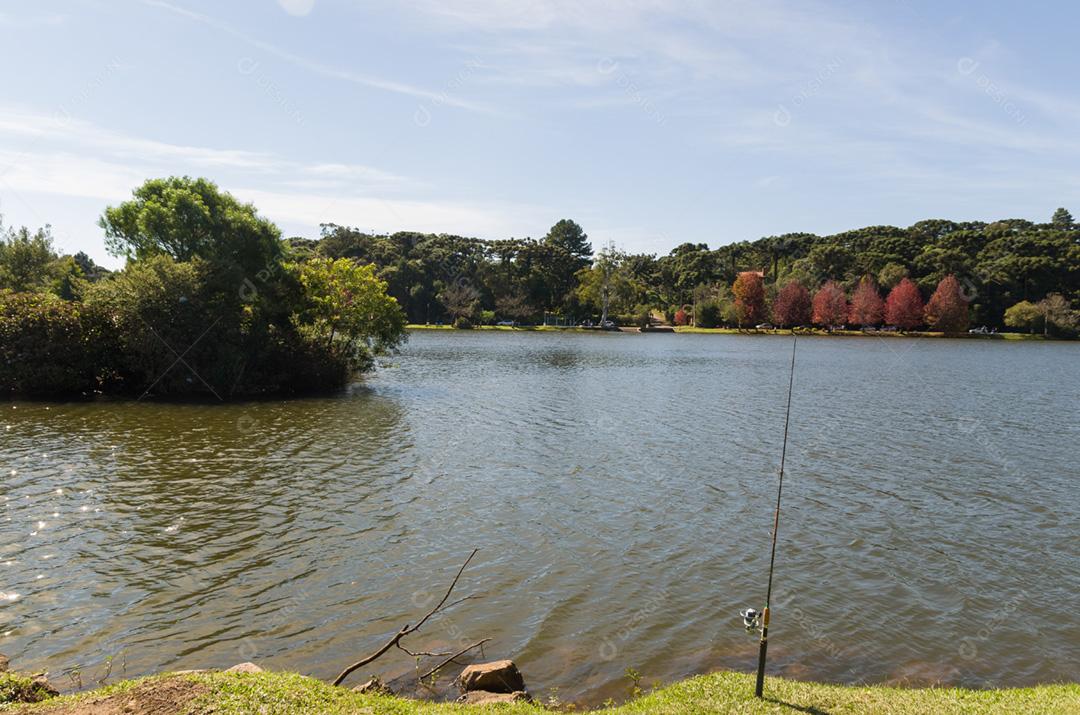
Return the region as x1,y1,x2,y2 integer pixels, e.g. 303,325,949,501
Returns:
84,256,215,396
696,301,722,328
453,316,474,329
0,291,114,396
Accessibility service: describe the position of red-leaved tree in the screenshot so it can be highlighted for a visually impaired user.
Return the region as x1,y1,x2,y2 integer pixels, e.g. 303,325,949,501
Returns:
885,277,924,330
674,307,689,326
849,275,884,327
732,272,767,327
812,280,849,328
772,280,812,328
925,275,970,332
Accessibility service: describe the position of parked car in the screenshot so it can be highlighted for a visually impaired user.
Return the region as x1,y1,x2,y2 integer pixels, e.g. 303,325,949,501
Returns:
496,320,515,327
755,323,774,330
969,326,990,334
601,320,618,329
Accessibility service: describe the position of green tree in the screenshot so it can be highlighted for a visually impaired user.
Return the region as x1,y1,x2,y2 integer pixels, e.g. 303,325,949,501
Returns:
295,257,406,369
877,262,908,290
49,255,88,301
0,223,58,293
544,219,592,262
83,255,211,395
1003,300,1043,334
100,176,283,276
576,244,631,325
1051,207,1074,229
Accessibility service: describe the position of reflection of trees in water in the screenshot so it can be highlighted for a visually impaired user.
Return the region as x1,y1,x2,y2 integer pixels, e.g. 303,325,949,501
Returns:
62,394,407,591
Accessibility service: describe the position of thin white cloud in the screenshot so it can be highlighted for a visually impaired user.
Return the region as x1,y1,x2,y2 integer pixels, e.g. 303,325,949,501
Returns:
0,107,548,244
140,0,497,114
0,106,409,189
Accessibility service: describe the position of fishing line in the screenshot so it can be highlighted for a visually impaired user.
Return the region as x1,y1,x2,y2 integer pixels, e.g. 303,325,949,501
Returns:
742,334,798,699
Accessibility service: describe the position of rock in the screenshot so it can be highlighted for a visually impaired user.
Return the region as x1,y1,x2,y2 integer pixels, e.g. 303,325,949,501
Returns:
0,653,8,672
458,690,529,705
458,660,526,694
31,674,60,698
224,662,263,674
351,676,392,695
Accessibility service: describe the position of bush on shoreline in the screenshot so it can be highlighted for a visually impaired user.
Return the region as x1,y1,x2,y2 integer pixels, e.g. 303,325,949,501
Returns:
1,178,406,399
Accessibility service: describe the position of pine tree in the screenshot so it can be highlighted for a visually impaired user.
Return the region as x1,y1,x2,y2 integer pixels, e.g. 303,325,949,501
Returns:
1051,207,1074,229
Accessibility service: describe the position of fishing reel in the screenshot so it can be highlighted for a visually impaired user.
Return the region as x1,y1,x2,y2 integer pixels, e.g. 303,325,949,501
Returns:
739,607,762,633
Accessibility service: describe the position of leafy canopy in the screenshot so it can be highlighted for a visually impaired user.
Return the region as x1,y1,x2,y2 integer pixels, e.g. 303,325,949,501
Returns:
295,257,406,369
100,176,282,275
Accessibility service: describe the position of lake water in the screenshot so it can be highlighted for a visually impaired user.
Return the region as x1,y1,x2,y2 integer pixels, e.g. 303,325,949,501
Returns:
2,331,1078,703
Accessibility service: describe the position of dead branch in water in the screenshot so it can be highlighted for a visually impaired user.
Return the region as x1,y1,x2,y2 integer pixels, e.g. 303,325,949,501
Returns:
418,638,491,682
332,549,481,687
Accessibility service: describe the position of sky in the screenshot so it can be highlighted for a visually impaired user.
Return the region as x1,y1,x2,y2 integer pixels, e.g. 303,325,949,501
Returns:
1,0,1078,268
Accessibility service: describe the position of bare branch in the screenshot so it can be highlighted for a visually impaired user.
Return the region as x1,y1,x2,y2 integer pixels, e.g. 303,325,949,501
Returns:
331,549,479,687
407,548,479,634
396,643,452,658
419,638,492,682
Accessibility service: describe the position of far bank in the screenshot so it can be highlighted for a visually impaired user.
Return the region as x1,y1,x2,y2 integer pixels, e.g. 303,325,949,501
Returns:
406,324,1061,340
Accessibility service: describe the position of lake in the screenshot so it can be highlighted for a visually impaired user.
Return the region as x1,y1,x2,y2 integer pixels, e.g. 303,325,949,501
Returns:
2,331,1078,704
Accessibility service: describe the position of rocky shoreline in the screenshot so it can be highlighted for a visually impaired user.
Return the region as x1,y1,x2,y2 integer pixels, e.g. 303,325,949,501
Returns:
0,651,533,708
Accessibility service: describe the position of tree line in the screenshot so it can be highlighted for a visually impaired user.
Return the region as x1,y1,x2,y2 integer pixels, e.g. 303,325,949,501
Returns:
301,209,1079,334
2,176,1078,396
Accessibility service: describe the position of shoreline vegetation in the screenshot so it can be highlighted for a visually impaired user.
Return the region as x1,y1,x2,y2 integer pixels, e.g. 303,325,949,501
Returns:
3,181,1080,399
406,323,1058,340
7,669,1079,714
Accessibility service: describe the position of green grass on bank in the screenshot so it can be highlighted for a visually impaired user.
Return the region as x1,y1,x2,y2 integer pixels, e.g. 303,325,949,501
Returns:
406,324,1055,339
407,324,589,332
10,670,1079,714
676,327,1049,339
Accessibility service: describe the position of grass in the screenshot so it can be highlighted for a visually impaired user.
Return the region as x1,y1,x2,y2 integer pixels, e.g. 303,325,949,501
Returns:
9,670,1078,714
0,673,57,706
406,324,589,332
673,327,1053,340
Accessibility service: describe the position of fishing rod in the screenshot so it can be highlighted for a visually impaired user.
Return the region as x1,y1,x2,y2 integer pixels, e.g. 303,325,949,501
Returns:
740,334,798,699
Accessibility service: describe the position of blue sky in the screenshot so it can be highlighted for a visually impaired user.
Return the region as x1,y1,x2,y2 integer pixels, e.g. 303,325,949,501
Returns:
1,0,1077,267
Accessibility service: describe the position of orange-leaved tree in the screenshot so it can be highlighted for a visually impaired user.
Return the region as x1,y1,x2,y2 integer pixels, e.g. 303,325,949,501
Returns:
885,278,924,330
732,271,767,327
812,280,848,328
925,275,970,332
772,280,811,328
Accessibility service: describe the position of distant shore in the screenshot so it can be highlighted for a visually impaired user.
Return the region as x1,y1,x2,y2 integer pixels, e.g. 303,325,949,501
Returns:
406,324,1060,340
